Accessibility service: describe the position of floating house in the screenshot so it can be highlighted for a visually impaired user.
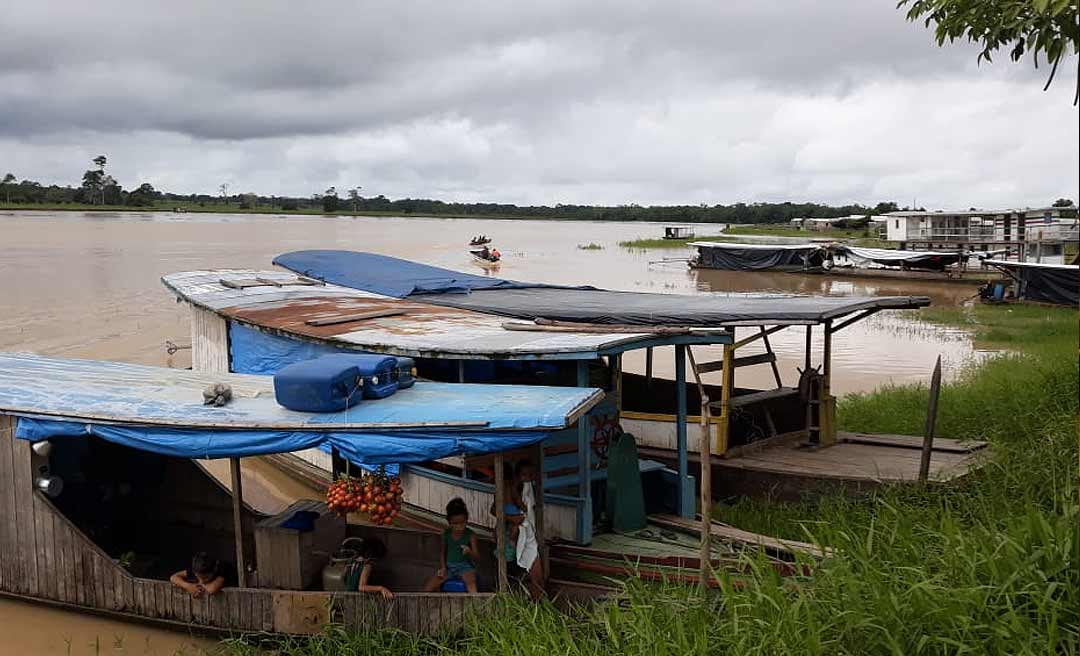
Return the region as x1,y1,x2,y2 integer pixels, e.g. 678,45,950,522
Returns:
663,226,695,239
162,252,987,547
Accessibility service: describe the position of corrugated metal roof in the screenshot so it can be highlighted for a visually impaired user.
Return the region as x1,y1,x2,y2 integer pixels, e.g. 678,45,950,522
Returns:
161,270,684,359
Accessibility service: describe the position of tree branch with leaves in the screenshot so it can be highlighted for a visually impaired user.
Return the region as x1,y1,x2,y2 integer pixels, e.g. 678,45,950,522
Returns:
899,0,1080,103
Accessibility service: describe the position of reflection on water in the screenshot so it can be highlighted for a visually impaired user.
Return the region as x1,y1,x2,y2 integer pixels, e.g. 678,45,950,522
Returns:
0,597,210,655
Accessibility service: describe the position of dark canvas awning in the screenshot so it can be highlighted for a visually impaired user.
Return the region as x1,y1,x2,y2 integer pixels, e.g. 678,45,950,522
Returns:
985,260,1079,306
274,250,930,327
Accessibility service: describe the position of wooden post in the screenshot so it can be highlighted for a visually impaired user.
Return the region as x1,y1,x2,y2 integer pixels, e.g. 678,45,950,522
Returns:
330,446,342,481
717,343,734,458
229,457,247,588
685,347,712,588
575,361,593,543
919,355,943,482
645,347,654,389
821,320,836,446
612,354,623,415
493,456,508,593
533,441,547,581
675,345,692,518
804,325,812,371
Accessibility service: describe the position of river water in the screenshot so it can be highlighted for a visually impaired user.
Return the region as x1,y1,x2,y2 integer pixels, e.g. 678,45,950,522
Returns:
0,209,990,652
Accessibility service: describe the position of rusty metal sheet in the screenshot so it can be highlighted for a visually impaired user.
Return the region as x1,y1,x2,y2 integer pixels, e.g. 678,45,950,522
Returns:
162,270,658,359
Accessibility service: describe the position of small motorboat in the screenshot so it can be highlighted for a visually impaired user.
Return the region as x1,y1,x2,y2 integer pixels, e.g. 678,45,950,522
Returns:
469,245,501,265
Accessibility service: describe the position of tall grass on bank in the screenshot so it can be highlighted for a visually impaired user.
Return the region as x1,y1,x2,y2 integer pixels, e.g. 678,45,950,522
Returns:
213,305,1078,655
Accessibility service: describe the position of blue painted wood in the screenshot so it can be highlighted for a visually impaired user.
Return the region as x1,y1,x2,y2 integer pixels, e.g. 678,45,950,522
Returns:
675,345,692,518
576,361,592,544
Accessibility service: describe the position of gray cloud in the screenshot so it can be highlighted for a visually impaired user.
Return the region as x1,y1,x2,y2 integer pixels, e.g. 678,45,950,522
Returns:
0,0,1076,208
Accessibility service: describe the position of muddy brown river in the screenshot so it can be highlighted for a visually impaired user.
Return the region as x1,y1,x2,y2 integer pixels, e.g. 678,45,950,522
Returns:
0,209,991,651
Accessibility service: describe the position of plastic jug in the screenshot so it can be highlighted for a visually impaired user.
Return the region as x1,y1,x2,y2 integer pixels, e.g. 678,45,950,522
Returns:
321,542,361,591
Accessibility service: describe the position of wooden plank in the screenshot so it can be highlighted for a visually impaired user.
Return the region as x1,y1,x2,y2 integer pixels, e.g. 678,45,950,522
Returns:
0,416,13,592
191,305,230,373
52,513,69,602
272,591,331,634
33,492,48,599
99,554,115,611
840,432,986,453
304,309,406,327
38,496,57,601
696,351,776,374
10,432,38,595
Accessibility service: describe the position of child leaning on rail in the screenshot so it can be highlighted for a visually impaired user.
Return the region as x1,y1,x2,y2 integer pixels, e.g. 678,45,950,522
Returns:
424,497,479,593
170,551,226,598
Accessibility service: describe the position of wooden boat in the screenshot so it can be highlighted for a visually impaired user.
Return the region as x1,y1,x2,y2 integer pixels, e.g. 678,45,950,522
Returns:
469,246,501,265
0,353,584,634
0,354,816,634
687,241,828,272
162,254,987,520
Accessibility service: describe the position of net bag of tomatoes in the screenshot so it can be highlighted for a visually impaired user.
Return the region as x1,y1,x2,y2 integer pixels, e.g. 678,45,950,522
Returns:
326,466,405,525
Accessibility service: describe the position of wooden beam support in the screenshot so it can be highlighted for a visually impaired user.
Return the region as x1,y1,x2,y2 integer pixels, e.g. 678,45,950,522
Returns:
760,327,783,388
533,441,547,581
804,325,812,371
732,324,786,350
821,320,836,446
575,361,593,542
229,458,247,588
696,351,776,374
684,348,713,588
494,457,508,593
828,308,880,334
645,347,654,389
675,346,692,518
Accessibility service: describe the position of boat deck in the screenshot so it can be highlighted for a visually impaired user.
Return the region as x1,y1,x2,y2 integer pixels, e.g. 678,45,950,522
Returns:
643,431,989,501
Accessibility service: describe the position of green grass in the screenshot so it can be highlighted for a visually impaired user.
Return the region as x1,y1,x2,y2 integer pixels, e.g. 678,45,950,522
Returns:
617,236,731,249
211,304,1078,655
722,224,895,248
577,243,604,250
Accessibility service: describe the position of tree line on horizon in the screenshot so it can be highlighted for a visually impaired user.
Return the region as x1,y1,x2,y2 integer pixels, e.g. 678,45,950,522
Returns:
1,157,1073,224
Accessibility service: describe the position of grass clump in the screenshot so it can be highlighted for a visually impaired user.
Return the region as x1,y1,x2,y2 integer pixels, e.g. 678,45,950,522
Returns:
618,235,730,249
577,242,604,250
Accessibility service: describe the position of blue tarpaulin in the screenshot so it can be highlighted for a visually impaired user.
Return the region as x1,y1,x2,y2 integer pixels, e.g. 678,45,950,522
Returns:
272,250,578,298
14,415,547,464
229,322,355,375
0,353,602,462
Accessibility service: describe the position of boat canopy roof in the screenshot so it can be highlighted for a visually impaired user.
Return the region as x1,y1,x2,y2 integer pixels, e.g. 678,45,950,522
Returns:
0,353,602,463
686,241,824,252
835,246,964,268
983,259,1078,305
271,250,930,327
161,270,716,360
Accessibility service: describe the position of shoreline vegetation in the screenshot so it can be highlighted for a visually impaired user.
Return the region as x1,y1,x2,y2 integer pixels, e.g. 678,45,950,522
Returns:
213,304,1078,655
0,200,895,227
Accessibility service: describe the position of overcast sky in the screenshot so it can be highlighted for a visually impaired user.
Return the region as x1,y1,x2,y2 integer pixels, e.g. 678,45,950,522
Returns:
1,1,1077,209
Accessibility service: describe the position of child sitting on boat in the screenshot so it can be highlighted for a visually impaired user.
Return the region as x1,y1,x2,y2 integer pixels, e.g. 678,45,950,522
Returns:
353,537,394,600
424,497,479,593
170,551,227,598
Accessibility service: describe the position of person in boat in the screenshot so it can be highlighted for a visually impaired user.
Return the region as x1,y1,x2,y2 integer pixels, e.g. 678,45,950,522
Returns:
352,536,394,599
490,459,535,525
424,497,479,593
480,245,491,260
170,551,227,598
490,247,501,261
502,503,543,601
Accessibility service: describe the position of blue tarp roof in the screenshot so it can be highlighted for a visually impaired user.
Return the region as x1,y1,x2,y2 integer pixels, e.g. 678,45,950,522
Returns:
273,250,578,298
0,354,601,462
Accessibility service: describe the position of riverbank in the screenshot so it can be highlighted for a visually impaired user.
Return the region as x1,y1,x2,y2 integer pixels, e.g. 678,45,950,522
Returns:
214,304,1078,653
